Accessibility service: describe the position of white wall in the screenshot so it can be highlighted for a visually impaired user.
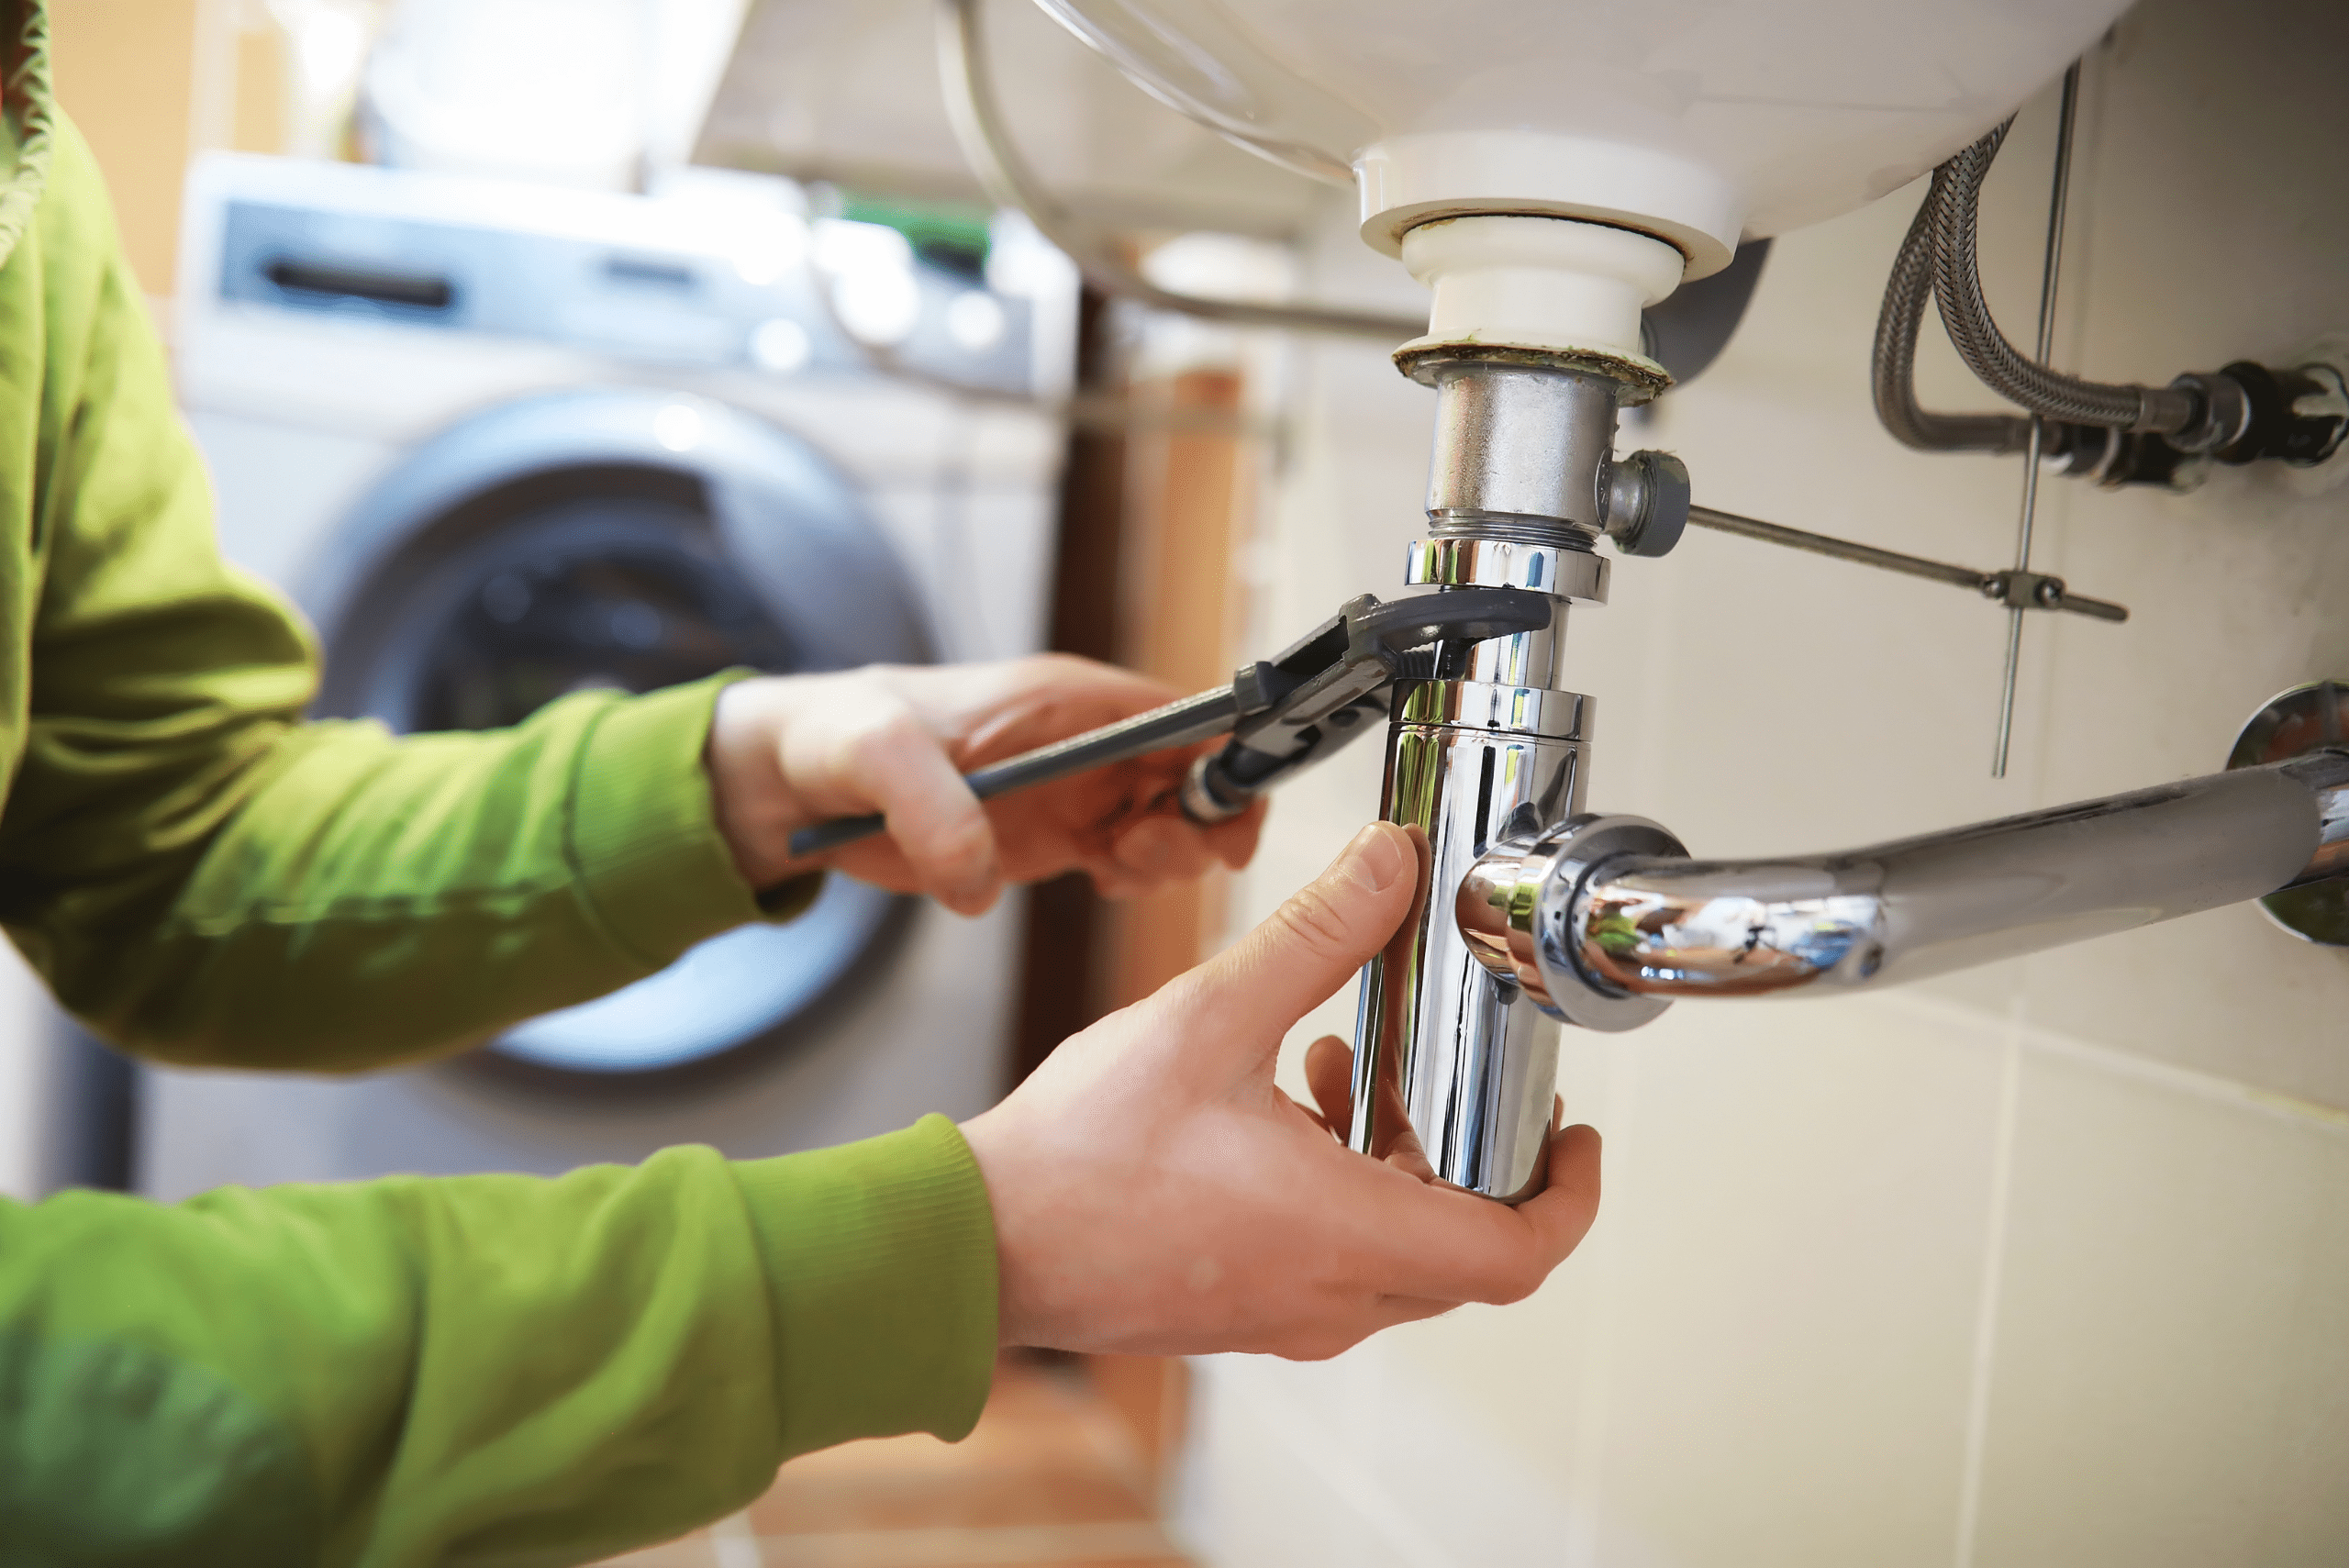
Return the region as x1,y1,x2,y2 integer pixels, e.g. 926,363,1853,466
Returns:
1184,2,2349,1563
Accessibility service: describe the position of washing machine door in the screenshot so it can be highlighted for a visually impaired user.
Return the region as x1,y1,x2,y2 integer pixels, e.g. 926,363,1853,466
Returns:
307,387,929,1075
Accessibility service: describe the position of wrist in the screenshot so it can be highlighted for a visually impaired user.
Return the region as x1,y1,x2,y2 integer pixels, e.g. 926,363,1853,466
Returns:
706,676,806,887
956,1106,1046,1349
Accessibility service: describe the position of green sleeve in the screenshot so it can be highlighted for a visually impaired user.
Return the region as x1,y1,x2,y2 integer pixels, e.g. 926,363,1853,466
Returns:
0,1115,999,1568
0,112,816,1071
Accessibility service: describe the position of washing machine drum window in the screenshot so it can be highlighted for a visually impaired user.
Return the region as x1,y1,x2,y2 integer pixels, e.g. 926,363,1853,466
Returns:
311,399,928,1077
406,502,798,732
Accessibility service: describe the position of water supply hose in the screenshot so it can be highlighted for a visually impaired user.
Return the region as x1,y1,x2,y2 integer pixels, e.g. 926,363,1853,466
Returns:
1927,122,2200,435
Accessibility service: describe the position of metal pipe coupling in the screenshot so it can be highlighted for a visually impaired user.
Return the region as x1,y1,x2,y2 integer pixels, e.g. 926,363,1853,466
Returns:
1419,352,1621,540
1455,815,1687,1033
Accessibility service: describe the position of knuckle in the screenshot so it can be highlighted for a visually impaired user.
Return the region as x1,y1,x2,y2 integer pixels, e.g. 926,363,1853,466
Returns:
874,704,930,750
1272,885,1359,961
843,704,925,770
1151,970,1212,1021
1008,652,1085,698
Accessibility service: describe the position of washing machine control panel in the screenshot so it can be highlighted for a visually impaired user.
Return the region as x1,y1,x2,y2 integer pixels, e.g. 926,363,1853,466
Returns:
195,157,1049,397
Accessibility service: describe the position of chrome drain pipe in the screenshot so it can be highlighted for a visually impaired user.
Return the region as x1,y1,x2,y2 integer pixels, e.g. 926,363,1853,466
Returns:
1350,676,1591,1205
1459,751,2349,1023
1346,351,1639,1204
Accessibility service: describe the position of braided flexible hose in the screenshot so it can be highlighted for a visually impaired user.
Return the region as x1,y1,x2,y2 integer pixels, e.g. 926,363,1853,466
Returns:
1871,174,2036,453
1930,123,2197,434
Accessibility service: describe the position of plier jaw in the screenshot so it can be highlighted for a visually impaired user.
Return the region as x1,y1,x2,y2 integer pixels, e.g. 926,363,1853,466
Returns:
1182,587,1553,822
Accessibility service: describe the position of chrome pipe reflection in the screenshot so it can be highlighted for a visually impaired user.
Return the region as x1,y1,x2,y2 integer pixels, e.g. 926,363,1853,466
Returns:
1350,680,1587,1204
1463,751,2349,1018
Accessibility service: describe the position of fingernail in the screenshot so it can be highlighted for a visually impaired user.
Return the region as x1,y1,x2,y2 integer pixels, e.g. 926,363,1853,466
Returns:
949,883,1002,917
1342,822,1407,893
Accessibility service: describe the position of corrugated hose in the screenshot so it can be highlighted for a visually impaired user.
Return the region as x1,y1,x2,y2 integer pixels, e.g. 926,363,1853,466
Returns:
1925,121,2199,435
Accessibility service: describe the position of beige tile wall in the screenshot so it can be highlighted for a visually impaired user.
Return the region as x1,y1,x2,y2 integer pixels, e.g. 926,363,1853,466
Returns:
1972,1046,2349,1567
1185,1,2349,1562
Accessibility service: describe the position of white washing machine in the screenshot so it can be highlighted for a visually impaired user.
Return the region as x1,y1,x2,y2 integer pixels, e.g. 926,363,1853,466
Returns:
139,153,1074,1198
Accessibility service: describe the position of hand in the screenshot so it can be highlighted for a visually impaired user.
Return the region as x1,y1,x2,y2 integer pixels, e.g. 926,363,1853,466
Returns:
959,821,1603,1358
706,656,1266,915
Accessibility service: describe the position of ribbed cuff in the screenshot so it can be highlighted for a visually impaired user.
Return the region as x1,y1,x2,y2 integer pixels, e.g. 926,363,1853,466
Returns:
733,1115,1000,1458
567,674,765,969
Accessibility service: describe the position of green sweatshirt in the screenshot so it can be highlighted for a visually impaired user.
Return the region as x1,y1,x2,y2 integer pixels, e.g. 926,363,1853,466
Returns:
0,6,999,1563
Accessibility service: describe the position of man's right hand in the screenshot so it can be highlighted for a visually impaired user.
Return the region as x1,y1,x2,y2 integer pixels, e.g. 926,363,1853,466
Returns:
958,821,1603,1360
707,657,1264,915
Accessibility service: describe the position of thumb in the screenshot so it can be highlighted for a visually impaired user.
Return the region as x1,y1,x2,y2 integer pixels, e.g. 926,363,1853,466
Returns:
1182,821,1421,1045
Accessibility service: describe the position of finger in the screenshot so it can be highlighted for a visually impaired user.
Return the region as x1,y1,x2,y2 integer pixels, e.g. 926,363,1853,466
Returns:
1380,1127,1440,1185
1176,821,1418,1045
1320,1128,1598,1307
1109,815,1215,886
1205,802,1268,871
1510,1123,1604,1272
1371,1295,1463,1325
1354,1043,1437,1182
845,711,1003,915
957,656,1186,765
1277,1087,1332,1136
1302,1035,1354,1135
1085,843,1169,899
1333,1184,1546,1306
1074,779,1252,892
1273,1295,1461,1361
1087,866,1151,901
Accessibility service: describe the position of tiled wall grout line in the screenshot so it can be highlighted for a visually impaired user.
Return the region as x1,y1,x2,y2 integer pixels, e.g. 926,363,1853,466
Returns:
2017,1022,2349,1135
1951,1016,2024,1568
1876,987,2349,1136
